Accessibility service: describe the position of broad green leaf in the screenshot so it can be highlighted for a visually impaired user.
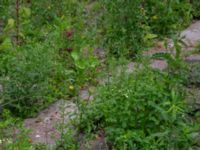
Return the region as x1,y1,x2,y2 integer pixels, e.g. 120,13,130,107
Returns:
144,33,158,40
20,7,31,18
5,18,15,30
75,60,86,70
71,51,79,61
0,38,12,51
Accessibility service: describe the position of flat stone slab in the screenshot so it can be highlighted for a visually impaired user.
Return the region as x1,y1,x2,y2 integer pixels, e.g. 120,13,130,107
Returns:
79,88,94,101
126,62,136,73
181,21,200,47
24,101,77,145
151,60,168,70
23,87,94,145
185,55,200,62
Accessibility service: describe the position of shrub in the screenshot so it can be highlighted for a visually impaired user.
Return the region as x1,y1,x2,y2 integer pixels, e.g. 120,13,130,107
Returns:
191,0,200,19
0,0,12,20
101,0,191,57
101,0,146,57
0,34,72,117
0,16,99,117
79,65,196,149
30,0,81,27
145,0,191,35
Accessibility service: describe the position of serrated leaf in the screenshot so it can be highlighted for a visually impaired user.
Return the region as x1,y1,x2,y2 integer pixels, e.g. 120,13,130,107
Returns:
152,52,173,62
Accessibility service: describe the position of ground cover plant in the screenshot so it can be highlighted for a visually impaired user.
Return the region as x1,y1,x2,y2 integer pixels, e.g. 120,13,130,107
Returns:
77,64,198,149
0,109,33,150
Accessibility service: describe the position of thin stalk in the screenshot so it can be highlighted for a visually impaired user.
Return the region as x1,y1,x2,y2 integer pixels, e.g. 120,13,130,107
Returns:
0,128,5,150
16,0,20,45
60,99,65,147
45,122,48,145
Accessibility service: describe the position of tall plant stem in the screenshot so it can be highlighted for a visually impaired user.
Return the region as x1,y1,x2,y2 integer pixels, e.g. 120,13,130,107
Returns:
16,0,20,45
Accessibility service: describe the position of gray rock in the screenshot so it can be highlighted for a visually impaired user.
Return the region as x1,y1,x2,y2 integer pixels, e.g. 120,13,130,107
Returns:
79,89,94,101
24,101,77,145
185,55,200,62
181,21,200,47
151,60,168,70
94,48,105,59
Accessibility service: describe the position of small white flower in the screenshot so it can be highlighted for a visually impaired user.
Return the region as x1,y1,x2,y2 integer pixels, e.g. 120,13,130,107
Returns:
35,135,40,138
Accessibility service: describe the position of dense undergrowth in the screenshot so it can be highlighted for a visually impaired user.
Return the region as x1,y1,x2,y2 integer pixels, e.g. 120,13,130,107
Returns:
102,0,192,57
192,0,200,19
78,65,194,149
0,0,200,149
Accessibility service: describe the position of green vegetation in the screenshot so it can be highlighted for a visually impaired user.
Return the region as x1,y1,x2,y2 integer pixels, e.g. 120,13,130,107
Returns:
187,63,200,87
79,66,193,149
0,0,200,149
102,0,191,56
192,0,200,19
0,109,32,150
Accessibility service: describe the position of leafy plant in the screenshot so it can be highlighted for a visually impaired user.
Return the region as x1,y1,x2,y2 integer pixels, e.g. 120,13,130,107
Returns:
78,65,196,149
100,0,192,57
0,109,33,150
71,48,99,85
186,63,200,87
191,0,200,19
152,37,188,83
101,0,146,57
145,0,191,35
0,28,73,117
